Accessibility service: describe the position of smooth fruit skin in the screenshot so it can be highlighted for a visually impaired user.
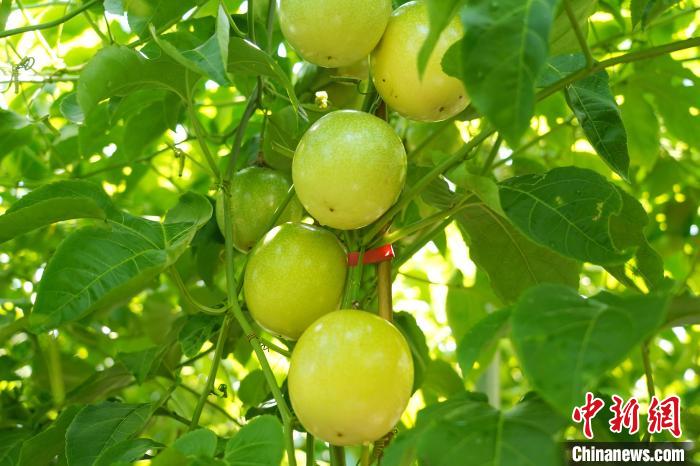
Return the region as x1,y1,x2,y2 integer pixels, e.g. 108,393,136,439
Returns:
289,310,414,446
244,223,347,339
215,167,302,252
371,1,469,122
292,110,407,230
278,0,391,68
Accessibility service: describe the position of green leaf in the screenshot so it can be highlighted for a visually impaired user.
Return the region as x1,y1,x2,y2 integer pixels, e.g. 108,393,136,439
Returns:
619,89,660,169
511,284,668,415
549,0,596,55
117,346,165,383
394,311,430,392
125,0,206,37
539,53,586,88
421,359,464,403
171,428,217,457
418,0,465,75
443,0,558,144
224,415,284,466
77,45,194,117
0,180,114,244
179,314,219,358
93,438,163,466
456,203,580,303
0,429,31,466
606,188,665,291
457,308,511,380
565,70,630,179
384,394,564,466
0,0,11,32
238,369,270,407
0,109,34,160
228,38,305,119
65,402,152,466
65,365,135,404
150,4,230,85
19,405,81,466
30,193,212,331
499,166,633,265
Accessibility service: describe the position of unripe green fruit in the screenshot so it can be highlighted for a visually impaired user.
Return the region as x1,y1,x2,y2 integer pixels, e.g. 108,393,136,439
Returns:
243,223,347,340
278,0,391,68
371,1,469,122
289,310,414,446
215,167,303,252
292,110,407,230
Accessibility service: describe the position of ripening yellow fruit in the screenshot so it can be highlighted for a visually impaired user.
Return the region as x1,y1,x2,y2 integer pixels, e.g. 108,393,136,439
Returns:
243,223,347,339
289,310,414,445
292,110,407,230
278,0,392,68
371,1,469,121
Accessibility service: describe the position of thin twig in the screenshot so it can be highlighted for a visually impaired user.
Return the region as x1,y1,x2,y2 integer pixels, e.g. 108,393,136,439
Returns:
0,0,99,38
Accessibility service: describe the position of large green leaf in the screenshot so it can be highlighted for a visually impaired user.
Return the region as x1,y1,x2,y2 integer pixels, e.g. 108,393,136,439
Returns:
456,203,580,303
77,46,194,117
394,311,430,392
549,0,596,55
65,402,152,466
499,166,633,265
19,406,81,466
0,429,31,466
171,428,217,457
443,0,558,144
124,0,206,37
0,180,114,244
224,415,284,466
619,88,660,169
457,308,511,380
511,284,668,415
150,4,230,85
30,192,212,331
565,70,630,179
93,438,163,466
384,393,565,466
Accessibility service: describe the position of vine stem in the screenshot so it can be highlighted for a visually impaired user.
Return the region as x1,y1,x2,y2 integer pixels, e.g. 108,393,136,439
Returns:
537,36,700,101
564,0,595,67
641,341,656,442
219,87,297,464
0,0,98,38
305,434,315,466
380,198,472,246
188,312,232,430
330,445,346,466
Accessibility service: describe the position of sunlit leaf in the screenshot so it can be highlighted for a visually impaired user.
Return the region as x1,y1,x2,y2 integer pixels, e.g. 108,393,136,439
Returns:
511,284,668,415
224,415,284,466
65,402,152,466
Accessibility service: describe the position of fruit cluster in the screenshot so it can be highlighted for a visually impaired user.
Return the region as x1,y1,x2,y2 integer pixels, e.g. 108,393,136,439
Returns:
217,0,467,447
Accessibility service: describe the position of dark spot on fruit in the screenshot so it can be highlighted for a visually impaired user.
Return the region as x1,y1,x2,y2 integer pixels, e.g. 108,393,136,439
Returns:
327,56,333,60
329,207,335,212
337,432,343,438
458,95,464,99
382,78,386,82
439,106,445,112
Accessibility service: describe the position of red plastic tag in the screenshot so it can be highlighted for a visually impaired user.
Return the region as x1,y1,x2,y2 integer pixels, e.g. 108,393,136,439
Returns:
348,244,394,267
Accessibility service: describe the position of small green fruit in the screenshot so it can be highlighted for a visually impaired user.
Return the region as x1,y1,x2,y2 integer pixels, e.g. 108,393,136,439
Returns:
292,110,407,230
371,1,469,122
289,310,414,446
278,0,391,68
215,167,302,252
243,223,347,340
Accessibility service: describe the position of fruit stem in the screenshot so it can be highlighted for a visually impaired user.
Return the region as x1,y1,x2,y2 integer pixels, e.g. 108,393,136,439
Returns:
360,445,371,466
564,0,595,68
189,312,232,430
305,433,315,466
342,246,365,308
377,261,393,322
330,445,346,466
